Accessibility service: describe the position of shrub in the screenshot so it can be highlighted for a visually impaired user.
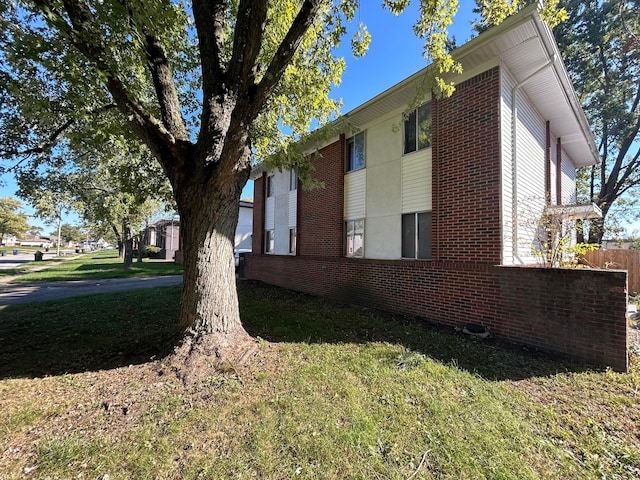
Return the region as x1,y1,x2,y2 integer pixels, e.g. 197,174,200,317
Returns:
143,245,161,258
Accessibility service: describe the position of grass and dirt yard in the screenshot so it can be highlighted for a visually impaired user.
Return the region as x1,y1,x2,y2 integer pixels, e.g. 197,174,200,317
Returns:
0,253,638,478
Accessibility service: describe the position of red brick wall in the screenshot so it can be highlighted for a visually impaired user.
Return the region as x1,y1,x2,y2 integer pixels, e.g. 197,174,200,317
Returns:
245,254,628,371
246,67,628,371
298,135,345,257
432,67,502,264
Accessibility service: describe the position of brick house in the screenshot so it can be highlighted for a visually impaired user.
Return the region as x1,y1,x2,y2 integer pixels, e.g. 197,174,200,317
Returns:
144,218,181,260
245,5,629,371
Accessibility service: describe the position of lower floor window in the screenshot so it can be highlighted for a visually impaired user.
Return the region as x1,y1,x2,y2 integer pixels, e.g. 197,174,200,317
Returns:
265,230,274,253
289,228,297,254
345,219,364,257
402,211,432,259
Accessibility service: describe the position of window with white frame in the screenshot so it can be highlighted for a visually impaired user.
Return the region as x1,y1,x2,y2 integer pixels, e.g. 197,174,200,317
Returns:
289,228,296,254
345,219,364,257
265,230,274,253
402,211,432,259
404,103,432,154
346,132,365,172
266,175,274,197
290,170,297,191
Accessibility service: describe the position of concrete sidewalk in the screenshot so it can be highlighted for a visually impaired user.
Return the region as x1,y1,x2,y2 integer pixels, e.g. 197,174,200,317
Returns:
0,252,183,305
0,275,183,306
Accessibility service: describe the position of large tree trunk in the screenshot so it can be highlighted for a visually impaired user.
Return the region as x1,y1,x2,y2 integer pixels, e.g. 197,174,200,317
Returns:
588,216,606,245
165,161,255,383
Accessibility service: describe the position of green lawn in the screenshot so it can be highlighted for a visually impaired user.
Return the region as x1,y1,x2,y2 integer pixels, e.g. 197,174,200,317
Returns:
0,281,638,479
5,249,183,282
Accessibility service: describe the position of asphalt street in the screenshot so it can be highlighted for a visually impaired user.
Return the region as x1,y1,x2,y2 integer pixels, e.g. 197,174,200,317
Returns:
0,252,183,306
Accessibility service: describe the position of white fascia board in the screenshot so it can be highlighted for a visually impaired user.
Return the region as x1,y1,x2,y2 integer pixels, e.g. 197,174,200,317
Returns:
546,203,602,219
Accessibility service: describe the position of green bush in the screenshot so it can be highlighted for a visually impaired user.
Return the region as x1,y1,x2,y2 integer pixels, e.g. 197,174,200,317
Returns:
143,245,161,258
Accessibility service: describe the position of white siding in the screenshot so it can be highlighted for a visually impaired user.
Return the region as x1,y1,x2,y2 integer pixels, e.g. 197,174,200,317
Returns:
500,69,515,265
366,216,401,259
344,169,366,219
344,109,432,260
561,152,577,205
265,197,275,230
235,205,253,250
288,190,297,227
502,66,549,265
365,118,403,258
402,149,432,213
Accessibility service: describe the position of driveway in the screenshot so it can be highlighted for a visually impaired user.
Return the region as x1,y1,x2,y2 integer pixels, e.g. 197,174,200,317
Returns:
0,275,183,306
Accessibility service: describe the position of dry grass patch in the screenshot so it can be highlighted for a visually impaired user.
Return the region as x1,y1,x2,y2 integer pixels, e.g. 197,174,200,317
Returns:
0,281,638,479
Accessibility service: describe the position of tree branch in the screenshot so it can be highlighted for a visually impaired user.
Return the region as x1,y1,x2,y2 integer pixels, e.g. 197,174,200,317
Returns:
227,0,268,96
142,31,190,141
110,0,189,141
192,0,228,136
34,0,182,161
604,84,640,196
253,0,326,113
0,104,117,159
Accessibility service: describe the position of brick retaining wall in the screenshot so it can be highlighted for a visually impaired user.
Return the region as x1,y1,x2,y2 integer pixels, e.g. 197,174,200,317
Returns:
245,254,628,371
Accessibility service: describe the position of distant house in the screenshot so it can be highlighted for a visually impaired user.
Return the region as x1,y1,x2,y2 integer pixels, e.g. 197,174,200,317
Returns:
17,235,54,248
1,235,18,246
144,218,181,260
245,5,629,371
156,201,253,263
235,200,254,252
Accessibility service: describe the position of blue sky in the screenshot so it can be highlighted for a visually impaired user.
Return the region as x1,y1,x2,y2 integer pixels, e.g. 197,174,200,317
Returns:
2,1,637,235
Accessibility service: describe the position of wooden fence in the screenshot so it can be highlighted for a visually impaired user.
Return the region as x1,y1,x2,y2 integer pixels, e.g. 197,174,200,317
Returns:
582,249,640,295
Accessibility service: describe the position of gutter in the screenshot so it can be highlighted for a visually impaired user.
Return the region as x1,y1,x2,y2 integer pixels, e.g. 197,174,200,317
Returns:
531,12,600,166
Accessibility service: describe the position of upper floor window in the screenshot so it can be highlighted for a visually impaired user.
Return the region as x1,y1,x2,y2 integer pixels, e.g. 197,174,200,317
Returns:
402,211,432,259
346,132,365,172
404,103,432,154
345,219,364,258
266,175,274,197
290,170,297,191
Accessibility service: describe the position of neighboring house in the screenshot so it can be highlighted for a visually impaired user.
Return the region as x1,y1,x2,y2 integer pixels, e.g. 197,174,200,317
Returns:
159,201,253,263
18,235,54,248
246,5,629,371
235,200,254,252
145,218,181,260
1,235,17,246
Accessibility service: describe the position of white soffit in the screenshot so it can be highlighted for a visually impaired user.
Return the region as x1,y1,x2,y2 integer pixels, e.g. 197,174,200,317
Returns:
344,4,599,168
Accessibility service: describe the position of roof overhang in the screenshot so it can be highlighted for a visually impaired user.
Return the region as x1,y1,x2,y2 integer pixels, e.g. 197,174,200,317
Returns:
545,203,603,220
343,4,599,167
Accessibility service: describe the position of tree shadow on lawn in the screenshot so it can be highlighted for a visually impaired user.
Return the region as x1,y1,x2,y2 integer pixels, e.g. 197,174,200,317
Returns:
0,287,184,379
74,261,183,275
0,281,596,381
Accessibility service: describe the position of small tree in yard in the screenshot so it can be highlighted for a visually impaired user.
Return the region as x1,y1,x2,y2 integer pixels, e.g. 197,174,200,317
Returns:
519,199,599,267
0,1,565,380
0,197,31,247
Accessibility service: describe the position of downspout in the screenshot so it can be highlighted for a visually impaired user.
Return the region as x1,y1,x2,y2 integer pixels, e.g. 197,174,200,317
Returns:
511,55,556,264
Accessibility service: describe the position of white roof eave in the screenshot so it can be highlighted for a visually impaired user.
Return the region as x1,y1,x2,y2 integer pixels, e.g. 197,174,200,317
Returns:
343,4,600,167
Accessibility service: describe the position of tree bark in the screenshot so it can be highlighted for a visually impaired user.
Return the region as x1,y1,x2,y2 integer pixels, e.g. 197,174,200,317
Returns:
123,219,134,269
165,162,255,383
40,0,322,381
